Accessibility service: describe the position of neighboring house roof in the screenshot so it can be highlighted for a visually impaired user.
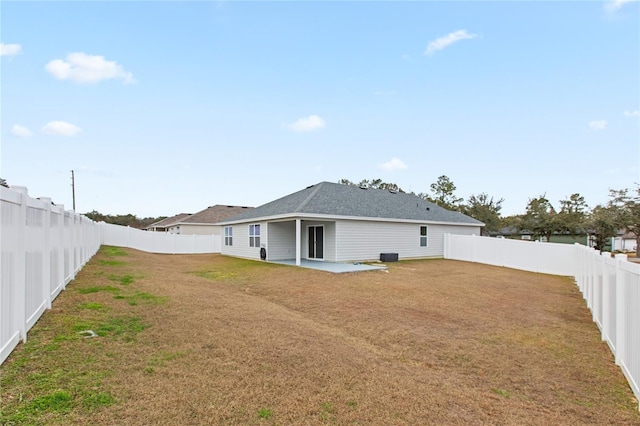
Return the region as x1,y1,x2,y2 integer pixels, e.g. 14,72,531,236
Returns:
145,213,192,230
174,205,253,226
218,181,484,226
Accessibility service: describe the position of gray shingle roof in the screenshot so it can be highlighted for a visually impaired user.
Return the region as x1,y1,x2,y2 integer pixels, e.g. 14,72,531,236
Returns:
145,213,192,229
177,205,253,225
218,181,483,226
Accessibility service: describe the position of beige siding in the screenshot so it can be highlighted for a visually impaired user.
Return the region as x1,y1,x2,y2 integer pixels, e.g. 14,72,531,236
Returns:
167,224,222,236
335,220,480,262
220,221,266,260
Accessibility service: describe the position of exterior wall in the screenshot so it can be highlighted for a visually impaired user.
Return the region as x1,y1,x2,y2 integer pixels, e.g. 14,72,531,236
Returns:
220,221,266,260
302,220,336,262
168,224,222,236
266,221,296,260
335,220,480,262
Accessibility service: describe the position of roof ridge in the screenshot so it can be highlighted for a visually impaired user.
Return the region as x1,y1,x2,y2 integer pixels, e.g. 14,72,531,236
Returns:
295,182,324,213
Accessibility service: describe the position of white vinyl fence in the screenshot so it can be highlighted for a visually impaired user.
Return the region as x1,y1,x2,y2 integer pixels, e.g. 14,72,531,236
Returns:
445,233,640,408
1,186,101,365
102,222,221,254
1,186,222,365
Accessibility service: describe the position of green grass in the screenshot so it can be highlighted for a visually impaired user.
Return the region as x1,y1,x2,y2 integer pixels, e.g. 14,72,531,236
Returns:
0,327,119,425
108,273,138,286
99,259,125,267
77,302,105,310
73,316,148,338
77,285,120,294
320,402,336,422
492,388,511,398
257,408,273,420
101,246,128,257
122,291,168,306
192,257,278,282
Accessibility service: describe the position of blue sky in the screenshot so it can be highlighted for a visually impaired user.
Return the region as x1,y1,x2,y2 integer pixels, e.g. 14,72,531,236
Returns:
2,1,639,217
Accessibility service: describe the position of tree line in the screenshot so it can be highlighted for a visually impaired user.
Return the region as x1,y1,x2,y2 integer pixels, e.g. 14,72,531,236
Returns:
339,176,640,255
83,210,166,229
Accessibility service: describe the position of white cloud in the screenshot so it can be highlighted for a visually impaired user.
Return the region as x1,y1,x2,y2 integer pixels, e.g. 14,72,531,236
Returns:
624,110,640,117
425,30,477,56
287,115,326,132
379,157,408,172
0,43,22,56
45,52,135,84
605,0,639,13
0,43,21,56
11,124,32,138
589,120,607,130
42,121,82,136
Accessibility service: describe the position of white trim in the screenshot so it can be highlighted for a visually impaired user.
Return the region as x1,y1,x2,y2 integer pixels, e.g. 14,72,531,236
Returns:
219,212,483,227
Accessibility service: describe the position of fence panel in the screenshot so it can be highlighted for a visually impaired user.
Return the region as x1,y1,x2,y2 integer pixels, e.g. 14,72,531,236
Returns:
101,223,221,254
445,234,576,276
618,261,640,403
0,186,102,365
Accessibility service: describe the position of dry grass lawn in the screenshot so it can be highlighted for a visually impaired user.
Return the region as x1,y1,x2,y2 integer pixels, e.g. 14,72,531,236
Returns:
1,246,639,425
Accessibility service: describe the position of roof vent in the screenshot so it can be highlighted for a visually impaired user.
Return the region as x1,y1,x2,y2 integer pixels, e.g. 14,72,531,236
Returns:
306,185,314,189
388,190,397,194
359,186,368,190
227,206,234,208
426,207,430,211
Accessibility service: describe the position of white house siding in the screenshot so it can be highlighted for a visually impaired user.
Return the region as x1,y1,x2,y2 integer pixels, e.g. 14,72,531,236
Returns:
267,221,296,260
302,220,336,262
335,220,480,262
220,221,267,260
168,224,222,236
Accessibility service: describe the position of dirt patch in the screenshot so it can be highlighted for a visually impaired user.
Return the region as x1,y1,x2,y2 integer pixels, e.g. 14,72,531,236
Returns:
2,249,639,425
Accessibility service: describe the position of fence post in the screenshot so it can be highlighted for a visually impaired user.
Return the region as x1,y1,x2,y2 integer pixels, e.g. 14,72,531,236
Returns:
12,187,28,342
600,252,610,342
614,253,627,366
54,205,66,290
40,197,53,309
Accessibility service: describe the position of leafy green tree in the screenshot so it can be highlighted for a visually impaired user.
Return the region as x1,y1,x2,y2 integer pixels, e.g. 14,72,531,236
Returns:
84,210,166,229
338,178,405,192
557,193,589,236
520,195,558,241
462,193,504,236
610,185,640,256
421,175,463,211
588,205,618,251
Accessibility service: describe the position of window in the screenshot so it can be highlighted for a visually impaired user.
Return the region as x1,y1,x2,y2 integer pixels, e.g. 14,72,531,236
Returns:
249,224,261,247
420,226,428,247
224,226,233,246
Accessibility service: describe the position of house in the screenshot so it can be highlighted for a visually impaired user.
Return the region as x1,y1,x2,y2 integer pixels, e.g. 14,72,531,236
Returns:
217,181,484,265
612,231,637,253
145,213,192,232
167,205,253,236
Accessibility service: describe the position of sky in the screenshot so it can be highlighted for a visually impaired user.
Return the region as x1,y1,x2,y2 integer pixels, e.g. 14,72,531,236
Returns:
1,0,639,218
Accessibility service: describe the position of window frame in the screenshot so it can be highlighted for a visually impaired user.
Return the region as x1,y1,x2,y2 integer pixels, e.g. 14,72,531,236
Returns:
249,224,261,248
419,225,428,247
224,226,233,246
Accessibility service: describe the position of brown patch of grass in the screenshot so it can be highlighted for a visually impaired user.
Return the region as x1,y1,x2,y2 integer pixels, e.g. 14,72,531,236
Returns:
2,250,639,425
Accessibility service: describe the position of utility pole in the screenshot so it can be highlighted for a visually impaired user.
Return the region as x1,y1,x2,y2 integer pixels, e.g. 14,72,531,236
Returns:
71,170,76,211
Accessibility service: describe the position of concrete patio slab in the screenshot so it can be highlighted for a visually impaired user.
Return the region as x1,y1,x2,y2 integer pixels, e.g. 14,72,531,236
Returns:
271,259,388,273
